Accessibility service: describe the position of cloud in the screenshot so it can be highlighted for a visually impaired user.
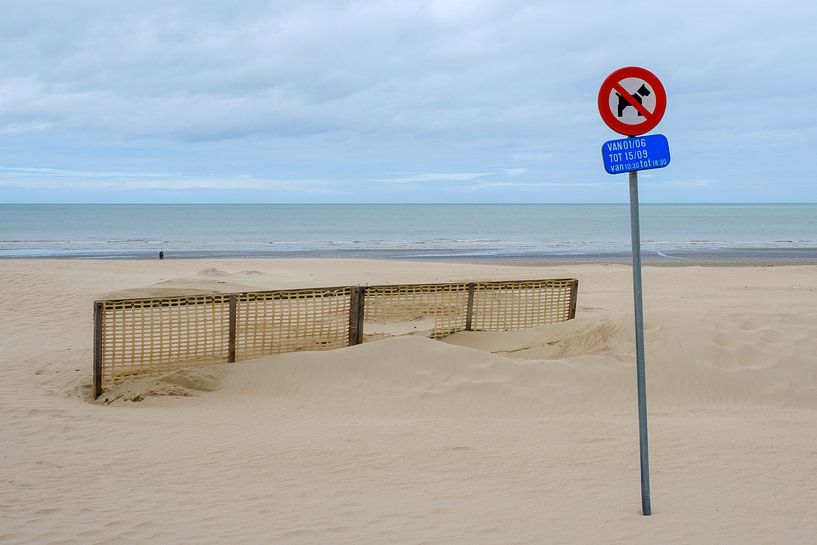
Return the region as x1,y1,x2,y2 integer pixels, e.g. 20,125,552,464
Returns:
3,1,808,143
472,181,625,190
0,166,175,178
0,1,816,202
666,179,715,187
641,179,715,187
373,168,540,185
0,178,332,191
373,172,491,184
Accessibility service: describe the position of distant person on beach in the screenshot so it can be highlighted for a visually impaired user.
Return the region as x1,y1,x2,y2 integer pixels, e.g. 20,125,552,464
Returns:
159,251,164,260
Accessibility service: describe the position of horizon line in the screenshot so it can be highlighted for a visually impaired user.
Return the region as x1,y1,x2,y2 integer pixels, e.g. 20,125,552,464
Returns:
2,202,816,206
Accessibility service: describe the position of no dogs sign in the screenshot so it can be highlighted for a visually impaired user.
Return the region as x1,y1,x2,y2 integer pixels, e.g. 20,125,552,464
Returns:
598,66,670,174
598,66,666,136
596,65,672,517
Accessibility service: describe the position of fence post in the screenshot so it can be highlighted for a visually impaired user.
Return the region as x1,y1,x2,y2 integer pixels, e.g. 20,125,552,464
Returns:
349,286,365,345
569,279,579,320
228,294,237,363
93,301,104,399
465,282,476,331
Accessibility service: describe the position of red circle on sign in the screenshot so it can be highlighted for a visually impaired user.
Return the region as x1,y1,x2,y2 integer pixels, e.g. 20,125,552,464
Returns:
598,66,666,136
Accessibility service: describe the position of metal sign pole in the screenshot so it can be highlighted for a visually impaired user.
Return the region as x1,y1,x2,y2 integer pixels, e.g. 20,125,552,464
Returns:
628,168,652,516
599,66,666,516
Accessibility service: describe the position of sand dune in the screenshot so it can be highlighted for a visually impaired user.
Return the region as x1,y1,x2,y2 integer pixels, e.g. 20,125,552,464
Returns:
102,309,817,414
1,259,817,544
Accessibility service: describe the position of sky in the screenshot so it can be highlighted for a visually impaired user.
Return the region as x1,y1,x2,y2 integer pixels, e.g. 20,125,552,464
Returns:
1,0,816,203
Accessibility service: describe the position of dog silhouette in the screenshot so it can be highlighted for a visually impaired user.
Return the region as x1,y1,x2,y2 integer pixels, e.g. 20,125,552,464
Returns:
616,84,651,117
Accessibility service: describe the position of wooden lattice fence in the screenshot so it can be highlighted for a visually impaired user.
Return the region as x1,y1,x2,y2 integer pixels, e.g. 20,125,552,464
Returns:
93,278,578,398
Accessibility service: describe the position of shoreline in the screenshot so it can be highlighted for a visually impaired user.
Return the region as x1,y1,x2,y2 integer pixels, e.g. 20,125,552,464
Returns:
2,246,817,265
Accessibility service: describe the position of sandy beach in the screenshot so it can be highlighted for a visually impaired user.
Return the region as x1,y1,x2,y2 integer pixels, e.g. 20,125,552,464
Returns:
2,258,816,544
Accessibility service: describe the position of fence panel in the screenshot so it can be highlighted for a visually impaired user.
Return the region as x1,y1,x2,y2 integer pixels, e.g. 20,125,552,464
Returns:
235,286,352,360
363,283,471,339
470,279,577,331
96,294,231,389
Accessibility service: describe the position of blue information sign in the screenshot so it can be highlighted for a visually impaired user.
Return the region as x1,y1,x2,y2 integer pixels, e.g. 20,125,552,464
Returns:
602,134,670,174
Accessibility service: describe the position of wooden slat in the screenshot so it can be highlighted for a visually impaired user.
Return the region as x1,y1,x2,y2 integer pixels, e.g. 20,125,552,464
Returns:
465,282,475,331
93,301,104,399
228,295,237,362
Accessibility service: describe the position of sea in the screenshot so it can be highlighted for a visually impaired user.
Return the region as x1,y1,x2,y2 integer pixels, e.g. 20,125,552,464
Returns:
1,203,816,261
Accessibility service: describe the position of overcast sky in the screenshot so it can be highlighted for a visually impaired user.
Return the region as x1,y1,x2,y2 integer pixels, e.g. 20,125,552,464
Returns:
1,0,815,203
